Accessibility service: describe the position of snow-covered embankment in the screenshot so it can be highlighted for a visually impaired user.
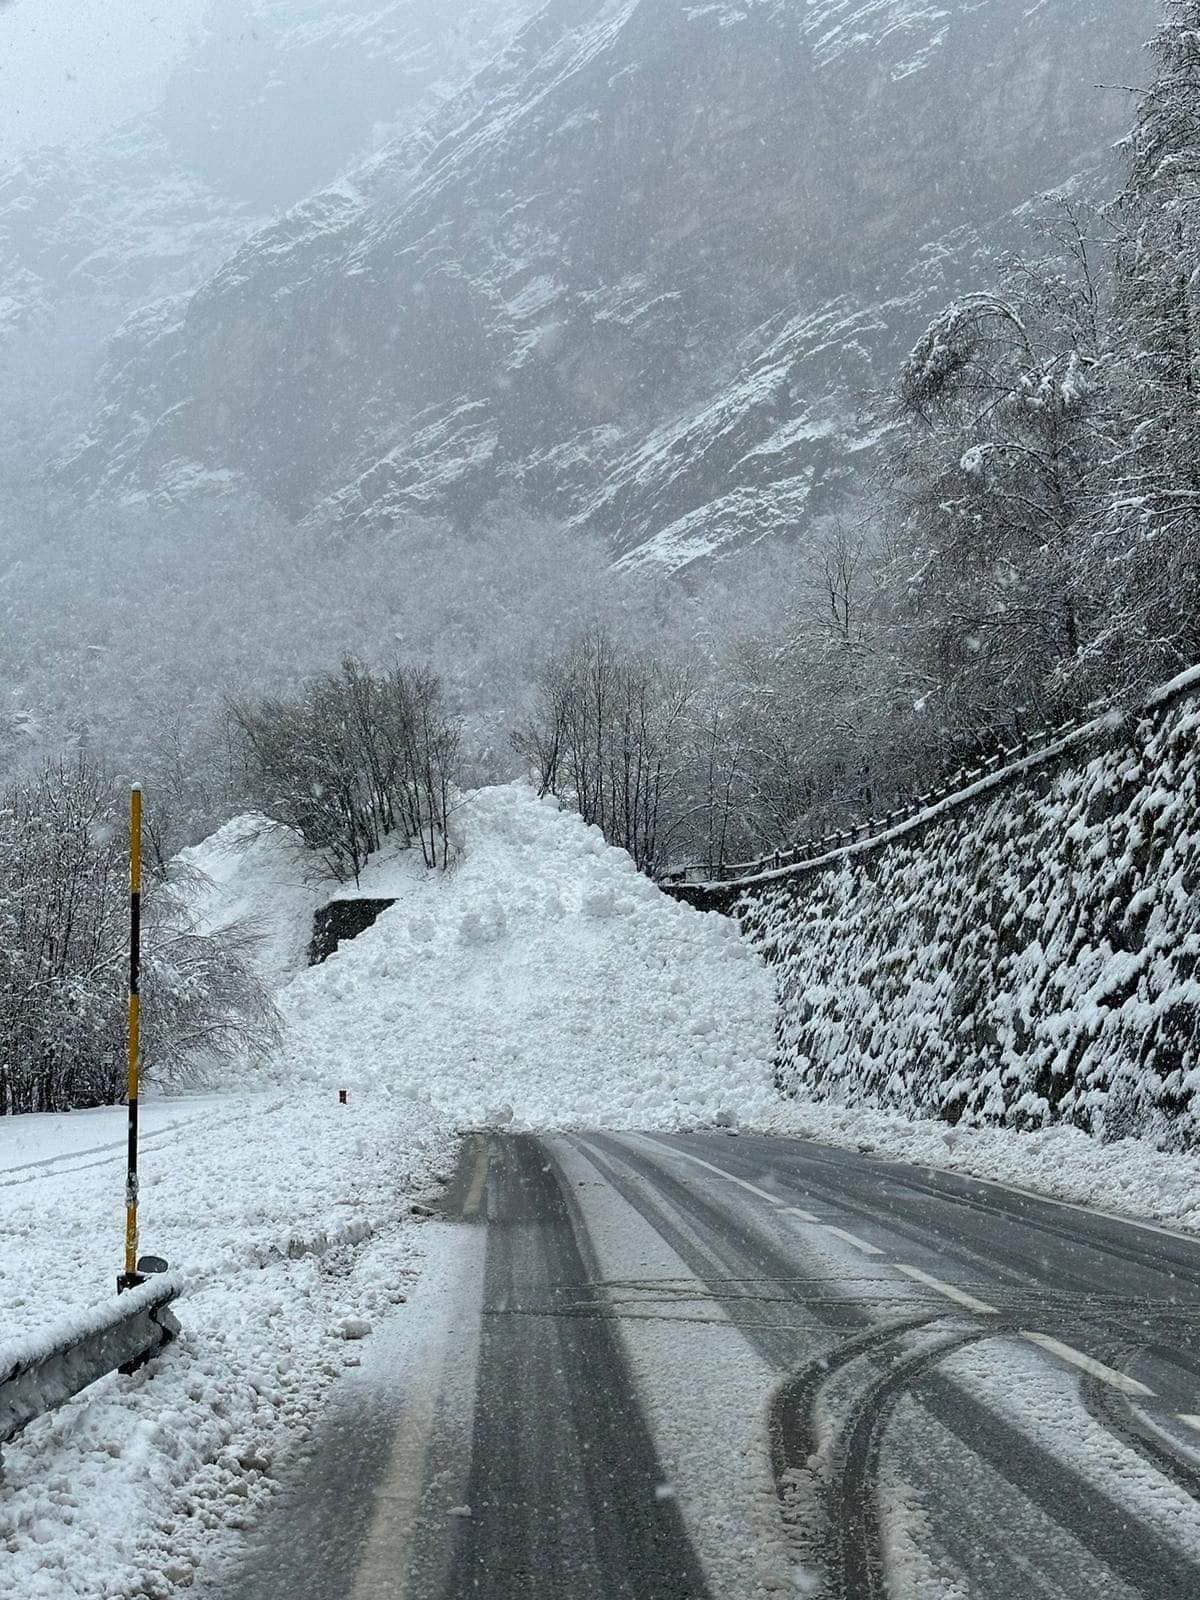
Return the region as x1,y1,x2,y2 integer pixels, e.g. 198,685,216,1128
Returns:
715,673,1200,1145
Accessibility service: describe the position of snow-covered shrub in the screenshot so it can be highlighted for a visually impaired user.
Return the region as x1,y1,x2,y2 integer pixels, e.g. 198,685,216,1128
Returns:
1083,0,1200,697
141,872,281,1088
0,759,277,1114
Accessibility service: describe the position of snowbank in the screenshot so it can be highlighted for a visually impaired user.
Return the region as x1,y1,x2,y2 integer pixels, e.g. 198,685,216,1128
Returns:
0,1092,455,1600
278,784,780,1129
175,814,322,988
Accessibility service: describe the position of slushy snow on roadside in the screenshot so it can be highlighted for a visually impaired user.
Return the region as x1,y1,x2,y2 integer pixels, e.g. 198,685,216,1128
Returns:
762,1098,1200,1237
0,1094,455,1600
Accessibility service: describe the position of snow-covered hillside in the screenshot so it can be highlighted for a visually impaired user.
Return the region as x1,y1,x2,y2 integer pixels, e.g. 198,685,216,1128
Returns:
6,760,1200,1599
0,0,540,467
58,0,1156,567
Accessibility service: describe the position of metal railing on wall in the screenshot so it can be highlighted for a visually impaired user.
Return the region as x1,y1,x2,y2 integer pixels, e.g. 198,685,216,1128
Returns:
658,663,1200,892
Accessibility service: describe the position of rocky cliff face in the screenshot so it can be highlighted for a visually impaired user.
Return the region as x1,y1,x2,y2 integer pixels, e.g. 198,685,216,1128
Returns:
55,0,1156,566
0,0,536,464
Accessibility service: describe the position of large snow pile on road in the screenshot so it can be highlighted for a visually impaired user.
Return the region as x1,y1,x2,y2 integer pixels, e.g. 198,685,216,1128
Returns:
278,784,779,1129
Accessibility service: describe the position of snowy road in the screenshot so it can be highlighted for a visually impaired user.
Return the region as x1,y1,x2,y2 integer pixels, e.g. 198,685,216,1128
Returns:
208,1132,1200,1600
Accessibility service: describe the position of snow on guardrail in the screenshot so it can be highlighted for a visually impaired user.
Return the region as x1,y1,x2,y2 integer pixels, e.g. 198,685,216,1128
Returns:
0,1273,182,1467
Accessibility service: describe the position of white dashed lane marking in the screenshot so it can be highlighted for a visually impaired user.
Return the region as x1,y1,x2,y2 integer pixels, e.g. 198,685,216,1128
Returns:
894,1264,997,1315
650,1143,787,1207
1020,1332,1156,1396
656,1146,887,1255
821,1226,884,1257
651,1140,1165,1406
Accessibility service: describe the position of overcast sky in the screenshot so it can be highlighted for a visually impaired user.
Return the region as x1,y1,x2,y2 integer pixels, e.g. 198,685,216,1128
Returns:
0,0,208,153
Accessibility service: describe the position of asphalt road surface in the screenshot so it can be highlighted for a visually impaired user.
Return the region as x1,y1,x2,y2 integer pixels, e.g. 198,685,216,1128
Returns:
210,1131,1200,1599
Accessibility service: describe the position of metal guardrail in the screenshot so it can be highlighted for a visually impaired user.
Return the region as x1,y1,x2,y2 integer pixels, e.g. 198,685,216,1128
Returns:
659,664,1200,894
658,717,1100,889
0,1273,183,1468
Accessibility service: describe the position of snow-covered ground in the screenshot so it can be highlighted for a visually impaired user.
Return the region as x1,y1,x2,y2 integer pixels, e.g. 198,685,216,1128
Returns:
278,784,780,1127
175,815,326,989
4,779,1200,1598
0,1088,455,1599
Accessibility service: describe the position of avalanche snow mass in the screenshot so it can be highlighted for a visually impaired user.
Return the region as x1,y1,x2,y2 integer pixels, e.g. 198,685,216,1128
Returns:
277,783,780,1127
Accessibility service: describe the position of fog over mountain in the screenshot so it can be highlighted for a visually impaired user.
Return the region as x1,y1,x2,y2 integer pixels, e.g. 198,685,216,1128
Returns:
0,0,207,152
38,0,1156,570
0,1,541,464
0,0,1167,800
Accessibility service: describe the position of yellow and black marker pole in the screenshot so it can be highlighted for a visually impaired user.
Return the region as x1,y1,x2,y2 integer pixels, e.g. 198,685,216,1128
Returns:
118,783,143,1294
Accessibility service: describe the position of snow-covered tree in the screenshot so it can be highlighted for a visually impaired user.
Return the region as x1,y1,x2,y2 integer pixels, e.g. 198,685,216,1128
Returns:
1085,2,1200,692
890,222,1111,738
515,628,699,875
0,758,276,1115
230,658,462,879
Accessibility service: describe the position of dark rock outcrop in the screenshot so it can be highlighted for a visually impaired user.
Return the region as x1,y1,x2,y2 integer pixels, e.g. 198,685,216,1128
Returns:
309,898,398,965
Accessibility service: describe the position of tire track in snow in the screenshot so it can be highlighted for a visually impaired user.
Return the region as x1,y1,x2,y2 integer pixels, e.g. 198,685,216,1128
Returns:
439,1134,713,1600
1079,1341,1200,1505
588,1134,1200,1598
0,1102,282,1189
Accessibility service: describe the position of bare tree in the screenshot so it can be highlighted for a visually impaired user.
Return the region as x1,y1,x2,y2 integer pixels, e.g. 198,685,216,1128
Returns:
515,628,698,874
229,657,462,880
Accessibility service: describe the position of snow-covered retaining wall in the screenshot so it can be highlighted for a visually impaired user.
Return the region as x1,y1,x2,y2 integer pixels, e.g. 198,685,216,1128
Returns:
309,899,397,965
672,671,1200,1145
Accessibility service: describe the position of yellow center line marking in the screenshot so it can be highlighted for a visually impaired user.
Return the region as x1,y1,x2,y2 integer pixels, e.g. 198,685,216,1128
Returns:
350,1323,454,1599
894,1264,996,1314
1020,1332,1155,1396
463,1137,490,1220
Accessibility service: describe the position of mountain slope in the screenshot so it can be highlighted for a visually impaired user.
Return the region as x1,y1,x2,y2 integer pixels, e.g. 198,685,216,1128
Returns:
0,0,539,468
61,0,1156,566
